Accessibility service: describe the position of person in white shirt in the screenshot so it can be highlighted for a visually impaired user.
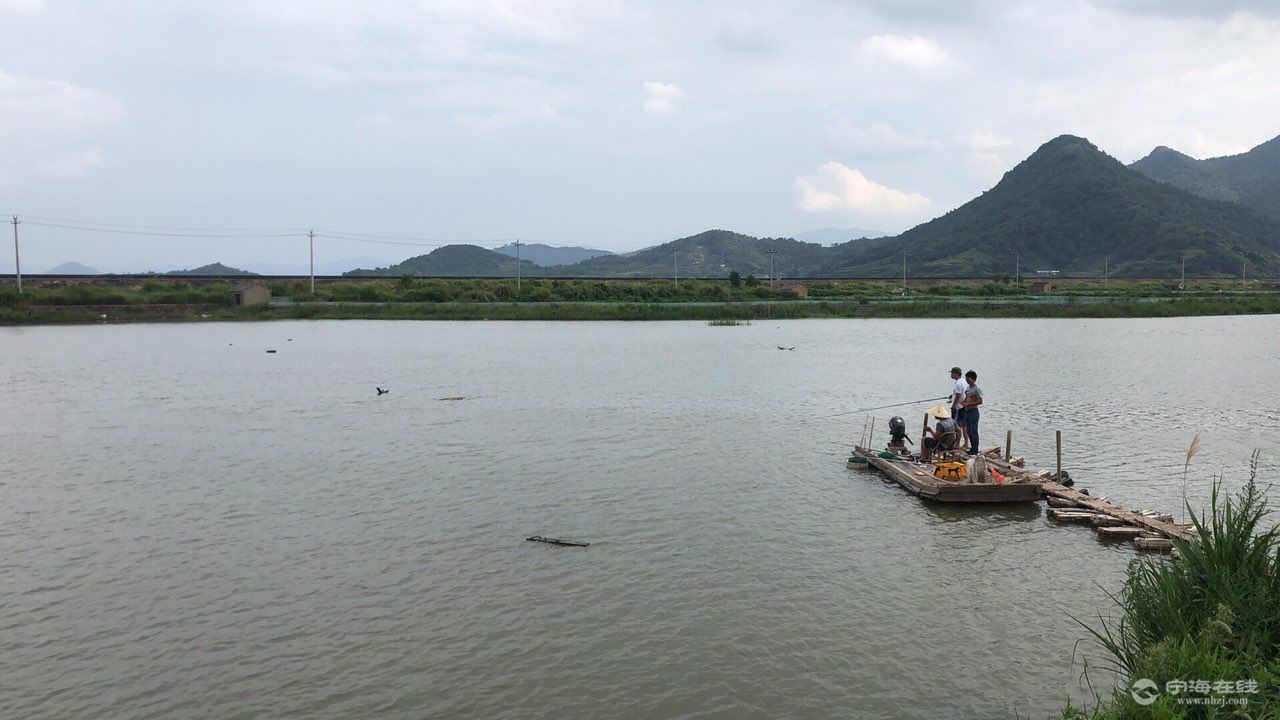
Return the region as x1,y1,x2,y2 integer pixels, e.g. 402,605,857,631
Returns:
949,366,968,449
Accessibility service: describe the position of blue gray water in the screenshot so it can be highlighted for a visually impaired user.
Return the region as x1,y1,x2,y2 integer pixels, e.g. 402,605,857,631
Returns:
2,317,1277,719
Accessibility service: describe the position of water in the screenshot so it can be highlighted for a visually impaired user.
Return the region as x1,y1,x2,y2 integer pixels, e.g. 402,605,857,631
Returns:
2,316,1277,719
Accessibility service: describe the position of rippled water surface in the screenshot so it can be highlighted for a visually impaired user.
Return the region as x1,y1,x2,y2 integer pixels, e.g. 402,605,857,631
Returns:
3,317,1278,719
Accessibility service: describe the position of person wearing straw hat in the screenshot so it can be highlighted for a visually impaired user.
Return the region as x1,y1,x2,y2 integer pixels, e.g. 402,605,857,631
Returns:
920,404,958,462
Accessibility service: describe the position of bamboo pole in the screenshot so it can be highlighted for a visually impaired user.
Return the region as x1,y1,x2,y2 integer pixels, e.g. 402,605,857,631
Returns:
920,413,929,454
1005,430,1012,460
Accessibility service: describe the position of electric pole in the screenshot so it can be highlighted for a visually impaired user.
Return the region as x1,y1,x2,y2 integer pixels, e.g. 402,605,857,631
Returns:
1015,251,1020,284
1104,255,1108,285
767,249,776,287
308,229,315,295
901,251,907,292
672,248,678,285
1181,256,1186,288
11,215,20,294
1243,256,1247,285
515,240,522,296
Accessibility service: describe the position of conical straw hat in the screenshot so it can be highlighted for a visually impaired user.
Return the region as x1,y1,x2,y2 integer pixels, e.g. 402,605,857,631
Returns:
926,404,951,419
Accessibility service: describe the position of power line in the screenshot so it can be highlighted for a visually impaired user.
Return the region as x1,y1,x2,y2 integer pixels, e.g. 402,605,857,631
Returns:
22,221,306,239
19,214,308,234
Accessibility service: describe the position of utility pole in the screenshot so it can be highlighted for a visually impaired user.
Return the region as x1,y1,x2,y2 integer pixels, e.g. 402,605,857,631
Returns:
308,229,315,295
1015,251,1020,284
901,251,907,292
1104,255,1108,285
1181,256,1186,288
767,249,776,287
672,248,678,285
515,240,522,296
11,215,20,294
1243,256,1247,285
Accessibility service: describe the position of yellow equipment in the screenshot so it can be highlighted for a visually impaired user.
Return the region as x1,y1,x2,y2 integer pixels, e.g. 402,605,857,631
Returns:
933,461,968,480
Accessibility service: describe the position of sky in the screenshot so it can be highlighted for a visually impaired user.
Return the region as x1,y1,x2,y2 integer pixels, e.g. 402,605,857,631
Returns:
2,0,1279,272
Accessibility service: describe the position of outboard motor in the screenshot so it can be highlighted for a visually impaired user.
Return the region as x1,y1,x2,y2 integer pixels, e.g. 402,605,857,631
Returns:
887,416,909,450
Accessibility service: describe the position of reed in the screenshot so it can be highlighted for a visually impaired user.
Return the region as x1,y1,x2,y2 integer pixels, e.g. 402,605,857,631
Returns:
1064,450,1280,717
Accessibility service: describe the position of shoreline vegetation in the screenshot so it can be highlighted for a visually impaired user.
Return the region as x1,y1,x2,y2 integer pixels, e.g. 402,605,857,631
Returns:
1061,452,1278,718
3,277,1280,324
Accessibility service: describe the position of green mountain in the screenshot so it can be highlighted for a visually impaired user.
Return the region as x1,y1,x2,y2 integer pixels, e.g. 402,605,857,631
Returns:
550,229,832,278
492,243,613,266
344,244,541,277
822,135,1280,277
1131,135,1280,219
164,262,257,276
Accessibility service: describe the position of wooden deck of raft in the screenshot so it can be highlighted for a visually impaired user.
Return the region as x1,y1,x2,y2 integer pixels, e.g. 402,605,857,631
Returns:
853,445,1192,553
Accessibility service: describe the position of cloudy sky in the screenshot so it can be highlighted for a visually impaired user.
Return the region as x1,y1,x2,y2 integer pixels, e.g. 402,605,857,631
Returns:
2,0,1278,272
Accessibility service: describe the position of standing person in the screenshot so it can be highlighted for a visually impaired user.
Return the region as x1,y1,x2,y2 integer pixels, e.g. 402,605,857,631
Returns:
949,367,967,449
962,370,984,454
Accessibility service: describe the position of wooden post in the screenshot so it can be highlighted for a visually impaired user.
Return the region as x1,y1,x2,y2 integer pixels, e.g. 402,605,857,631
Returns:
1005,430,1012,460
920,413,929,455
1056,430,1062,482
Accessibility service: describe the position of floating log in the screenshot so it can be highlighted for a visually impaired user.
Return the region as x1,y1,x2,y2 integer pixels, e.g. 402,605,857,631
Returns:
1096,526,1146,539
1046,497,1079,509
1134,537,1175,552
526,535,590,547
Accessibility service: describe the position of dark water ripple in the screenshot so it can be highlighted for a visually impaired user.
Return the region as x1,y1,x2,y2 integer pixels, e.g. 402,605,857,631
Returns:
1,317,1277,719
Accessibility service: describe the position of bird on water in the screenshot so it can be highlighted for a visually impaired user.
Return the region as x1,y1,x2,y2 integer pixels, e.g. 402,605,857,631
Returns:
376,387,389,395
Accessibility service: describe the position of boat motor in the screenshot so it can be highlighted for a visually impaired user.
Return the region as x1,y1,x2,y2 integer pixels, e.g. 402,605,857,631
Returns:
887,416,911,449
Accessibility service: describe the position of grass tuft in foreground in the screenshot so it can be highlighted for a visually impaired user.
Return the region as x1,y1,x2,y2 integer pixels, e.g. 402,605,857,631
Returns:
1061,451,1279,718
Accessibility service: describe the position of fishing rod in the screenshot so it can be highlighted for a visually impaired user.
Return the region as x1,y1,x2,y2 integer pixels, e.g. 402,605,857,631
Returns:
806,396,950,421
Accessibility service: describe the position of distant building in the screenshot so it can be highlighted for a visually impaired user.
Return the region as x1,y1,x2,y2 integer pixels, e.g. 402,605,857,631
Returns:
777,281,808,298
227,282,271,307
1035,270,1060,277
1029,280,1053,294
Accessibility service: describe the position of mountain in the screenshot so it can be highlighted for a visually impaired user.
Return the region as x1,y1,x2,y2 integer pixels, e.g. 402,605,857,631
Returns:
46,261,100,274
492,243,613,266
344,244,541,276
549,229,834,278
822,135,1280,277
793,227,890,246
164,262,257,276
1131,135,1280,219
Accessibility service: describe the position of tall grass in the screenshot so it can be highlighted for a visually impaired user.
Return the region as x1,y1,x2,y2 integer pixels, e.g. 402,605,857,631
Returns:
1065,451,1280,718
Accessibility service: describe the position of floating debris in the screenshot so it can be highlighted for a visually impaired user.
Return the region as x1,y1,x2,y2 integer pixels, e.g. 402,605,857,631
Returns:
266,350,277,353
526,536,589,547
438,396,466,401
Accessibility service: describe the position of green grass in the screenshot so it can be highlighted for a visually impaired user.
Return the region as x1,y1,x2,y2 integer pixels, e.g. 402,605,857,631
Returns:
1061,451,1280,718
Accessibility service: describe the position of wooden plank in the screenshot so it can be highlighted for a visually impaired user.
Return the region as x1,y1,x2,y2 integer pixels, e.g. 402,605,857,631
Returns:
1046,497,1079,509
981,455,1188,540
1090,515,1128,527
1096,526,1146,539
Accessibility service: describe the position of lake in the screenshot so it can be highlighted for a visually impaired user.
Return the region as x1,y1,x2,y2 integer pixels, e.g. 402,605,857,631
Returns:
2,316,1277,719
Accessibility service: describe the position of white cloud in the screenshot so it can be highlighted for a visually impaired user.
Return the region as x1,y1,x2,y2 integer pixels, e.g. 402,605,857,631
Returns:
642,81,683,115
0,71,124,190
0,0,43,10
795,162,931,215
861,33,954,72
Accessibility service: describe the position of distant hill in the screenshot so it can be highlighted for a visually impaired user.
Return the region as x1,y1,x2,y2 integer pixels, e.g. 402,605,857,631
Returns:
164,262,257,276
550,229,833,278
1131,135,1280,219
822,135,1280,277
46,261,100,274
493,243,613,266
344,244,541,277
793,227,889,246
242,258,383,275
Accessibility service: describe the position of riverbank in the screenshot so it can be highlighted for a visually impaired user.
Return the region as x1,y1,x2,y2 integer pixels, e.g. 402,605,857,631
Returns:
5,295,1280,324
4,277,1280,324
